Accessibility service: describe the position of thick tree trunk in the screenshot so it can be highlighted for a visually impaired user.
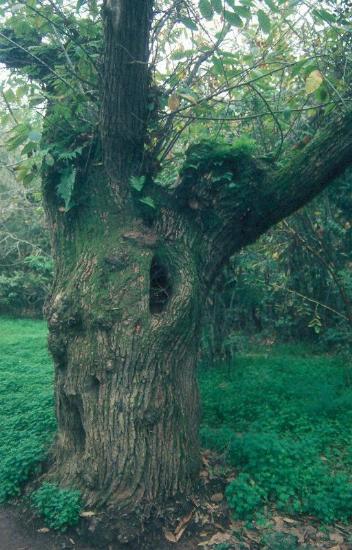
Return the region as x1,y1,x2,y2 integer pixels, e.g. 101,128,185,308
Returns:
2,3,352,544
45,166,202,542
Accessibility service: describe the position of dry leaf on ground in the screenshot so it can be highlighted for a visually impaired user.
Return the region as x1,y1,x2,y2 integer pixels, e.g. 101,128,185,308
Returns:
330,533,344,544
164,530,178,543
164,510,193,543
175,510,193,535
80,511,96,518
210,493,224,503
198,531,232,547
282,517,296,524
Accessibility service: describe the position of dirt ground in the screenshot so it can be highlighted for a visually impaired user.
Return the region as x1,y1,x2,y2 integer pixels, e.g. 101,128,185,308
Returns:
0,505,94,550
1,451,352,550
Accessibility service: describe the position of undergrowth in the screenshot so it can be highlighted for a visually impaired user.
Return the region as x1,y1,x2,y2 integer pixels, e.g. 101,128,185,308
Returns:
0,318,56,502
31,483,81,531
199,348,352,523
1,317,352,528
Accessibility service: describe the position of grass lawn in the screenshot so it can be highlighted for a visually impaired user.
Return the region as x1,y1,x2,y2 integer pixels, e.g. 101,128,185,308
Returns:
1,317,352,526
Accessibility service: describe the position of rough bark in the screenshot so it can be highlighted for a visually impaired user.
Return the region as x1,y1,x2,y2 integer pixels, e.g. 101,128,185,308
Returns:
101,0,154,185
44,164,202,543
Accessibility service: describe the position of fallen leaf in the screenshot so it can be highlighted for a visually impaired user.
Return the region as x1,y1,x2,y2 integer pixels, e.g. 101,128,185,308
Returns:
282,517,296,524
210,492,224,503
80,511,96,518
200,532,232,546
288,527,305,544
303,525,317,540
164,529,177,543
330,533,344,544
175,510,193,535
272,515,285,530
175,524,187,542
37,527,50,533
202,453,211,467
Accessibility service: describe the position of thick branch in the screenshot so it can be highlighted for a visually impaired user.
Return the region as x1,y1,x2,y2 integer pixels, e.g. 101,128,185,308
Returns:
101,0,154,185
175,109,352,283
0,28,60,80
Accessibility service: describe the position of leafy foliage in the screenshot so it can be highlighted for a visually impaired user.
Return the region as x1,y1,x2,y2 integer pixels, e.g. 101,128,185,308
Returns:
0,163,52,317
0,318,55,502
2,319,352,527
200,346,352,523
31,483,81,531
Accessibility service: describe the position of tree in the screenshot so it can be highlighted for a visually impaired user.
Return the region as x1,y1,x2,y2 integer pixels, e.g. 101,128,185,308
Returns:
0,0,351,544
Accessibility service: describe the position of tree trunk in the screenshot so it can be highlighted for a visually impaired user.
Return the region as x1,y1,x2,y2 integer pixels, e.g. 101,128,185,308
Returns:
45,164,202,543
2,2,352,544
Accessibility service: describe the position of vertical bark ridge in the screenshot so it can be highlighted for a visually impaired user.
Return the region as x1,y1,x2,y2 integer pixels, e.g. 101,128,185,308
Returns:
101,0,154,186
46,197,203,531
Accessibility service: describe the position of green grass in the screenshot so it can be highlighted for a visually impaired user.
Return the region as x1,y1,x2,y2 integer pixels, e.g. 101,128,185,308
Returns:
0,317,56,502
1,317,352,525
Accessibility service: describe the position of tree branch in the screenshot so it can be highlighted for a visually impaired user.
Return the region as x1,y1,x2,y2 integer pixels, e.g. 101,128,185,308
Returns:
174,108,352,284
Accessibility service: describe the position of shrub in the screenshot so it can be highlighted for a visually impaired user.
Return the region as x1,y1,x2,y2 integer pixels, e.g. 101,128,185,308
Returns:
31,483,81,531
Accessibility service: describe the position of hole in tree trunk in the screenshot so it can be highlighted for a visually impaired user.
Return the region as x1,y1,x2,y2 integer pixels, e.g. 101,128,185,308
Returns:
149,255,172,314
84,374,100,396
59,393,86,453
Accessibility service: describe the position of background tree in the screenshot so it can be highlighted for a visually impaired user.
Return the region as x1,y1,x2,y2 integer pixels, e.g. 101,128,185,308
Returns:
0,0,351,544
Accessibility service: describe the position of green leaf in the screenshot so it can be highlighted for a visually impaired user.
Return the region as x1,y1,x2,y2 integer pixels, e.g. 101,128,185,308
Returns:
139,196,155,209
29,96,44,107
291,58,309,77
199,0,214,20
179,17,198,31
130,175,146,192
233,6,251,18
263,0,279,13
313,9,336,24
21,142,37,155
57,168,76,211
305,70,323,94
211,0,223,14
28,130,41,143
224,10,243,27
257,9,271,33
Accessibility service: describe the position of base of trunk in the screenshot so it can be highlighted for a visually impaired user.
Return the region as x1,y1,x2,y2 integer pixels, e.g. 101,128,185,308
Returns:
76,491,196,548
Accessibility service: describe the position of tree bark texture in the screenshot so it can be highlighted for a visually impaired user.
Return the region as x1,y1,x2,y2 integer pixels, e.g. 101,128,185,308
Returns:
45,165,202,542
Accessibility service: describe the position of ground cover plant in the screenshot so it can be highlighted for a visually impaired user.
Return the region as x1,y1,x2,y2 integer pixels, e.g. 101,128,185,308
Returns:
31,482,81,531
0,318,55,502
200,345,352,524
1,317,352,533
